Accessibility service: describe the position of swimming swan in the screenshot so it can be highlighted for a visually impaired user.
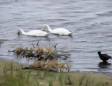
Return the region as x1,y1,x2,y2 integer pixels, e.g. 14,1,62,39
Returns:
18,28,48,37
42,24,72,36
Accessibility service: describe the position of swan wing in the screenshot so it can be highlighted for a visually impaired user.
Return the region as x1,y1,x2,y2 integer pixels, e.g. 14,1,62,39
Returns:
52,28,71,35
27,30,47,34
55,28,70,32
26,30,48,36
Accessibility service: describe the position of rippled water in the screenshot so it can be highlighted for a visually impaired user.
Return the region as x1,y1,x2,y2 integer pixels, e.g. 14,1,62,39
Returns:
0,0,112,74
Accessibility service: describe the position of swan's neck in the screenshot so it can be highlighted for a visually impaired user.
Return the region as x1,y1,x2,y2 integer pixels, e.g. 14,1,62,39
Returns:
45,25,52,32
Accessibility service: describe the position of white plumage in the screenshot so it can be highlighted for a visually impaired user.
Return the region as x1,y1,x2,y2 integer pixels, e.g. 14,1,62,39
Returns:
18,28,48,37
42,24,72,36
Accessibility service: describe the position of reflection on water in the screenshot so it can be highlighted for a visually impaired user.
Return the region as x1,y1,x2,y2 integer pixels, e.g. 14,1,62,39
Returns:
98,62,111,68
0,0,112,74
0,40,4,47
0,39,8,47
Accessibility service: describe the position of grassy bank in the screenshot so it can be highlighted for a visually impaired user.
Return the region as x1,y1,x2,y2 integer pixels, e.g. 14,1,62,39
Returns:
0,59,112,86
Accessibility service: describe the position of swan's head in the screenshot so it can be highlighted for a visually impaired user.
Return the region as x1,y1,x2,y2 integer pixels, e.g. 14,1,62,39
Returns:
42,24,50,31
43,24,49,27
18,28,24,35
43,24,50,28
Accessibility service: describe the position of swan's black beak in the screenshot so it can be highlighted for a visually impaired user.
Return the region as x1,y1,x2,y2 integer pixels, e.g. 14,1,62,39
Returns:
69,33,73,37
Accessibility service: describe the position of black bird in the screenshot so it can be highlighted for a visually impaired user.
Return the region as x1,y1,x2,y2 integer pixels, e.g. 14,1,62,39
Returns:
98,51,112,63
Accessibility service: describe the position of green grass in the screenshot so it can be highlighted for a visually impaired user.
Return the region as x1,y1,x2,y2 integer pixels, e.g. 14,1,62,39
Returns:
0,59,112,86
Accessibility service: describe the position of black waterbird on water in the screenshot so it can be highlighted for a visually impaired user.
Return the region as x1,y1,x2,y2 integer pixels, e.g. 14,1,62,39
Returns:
98,51,112,63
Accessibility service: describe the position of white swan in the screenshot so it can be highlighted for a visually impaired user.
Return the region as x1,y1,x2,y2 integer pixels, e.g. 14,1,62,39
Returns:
18,28,48,37
42,24,72,36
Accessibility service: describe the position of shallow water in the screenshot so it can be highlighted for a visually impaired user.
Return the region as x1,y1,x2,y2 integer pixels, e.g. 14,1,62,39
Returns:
0,0,112,74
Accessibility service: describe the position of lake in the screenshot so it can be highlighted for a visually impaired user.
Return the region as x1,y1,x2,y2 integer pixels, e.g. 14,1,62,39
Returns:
0,0,112,74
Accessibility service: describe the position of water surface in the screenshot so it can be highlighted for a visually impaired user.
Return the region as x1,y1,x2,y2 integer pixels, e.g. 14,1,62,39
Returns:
0,0,112,74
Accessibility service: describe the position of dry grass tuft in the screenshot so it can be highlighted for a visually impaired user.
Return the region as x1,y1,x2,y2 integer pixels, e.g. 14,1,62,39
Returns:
31,60,71,72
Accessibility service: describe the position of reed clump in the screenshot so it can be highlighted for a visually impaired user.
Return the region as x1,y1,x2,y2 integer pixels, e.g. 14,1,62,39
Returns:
12,42,69,60
11,42,71,72
30,60,71,72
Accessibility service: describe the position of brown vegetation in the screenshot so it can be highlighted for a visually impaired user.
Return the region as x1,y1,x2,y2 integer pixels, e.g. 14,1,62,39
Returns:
31,60,71,72
11,42,71,72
